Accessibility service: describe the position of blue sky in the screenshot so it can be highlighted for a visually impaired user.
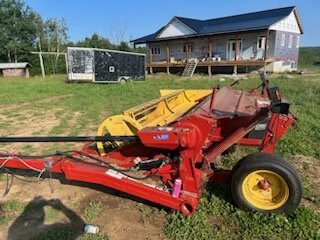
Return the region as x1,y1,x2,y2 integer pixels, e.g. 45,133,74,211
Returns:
25,0,319,46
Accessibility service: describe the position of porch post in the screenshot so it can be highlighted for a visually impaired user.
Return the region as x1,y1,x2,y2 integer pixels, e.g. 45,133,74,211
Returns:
264,30,270,72
234,36,238,74
208,38,212,76
184,44,187,61
149,46,153,74
264,30,269,60
166,44,170,63
149,46,152,64
166,43,170,74
234,35,238,61
208,38,212,61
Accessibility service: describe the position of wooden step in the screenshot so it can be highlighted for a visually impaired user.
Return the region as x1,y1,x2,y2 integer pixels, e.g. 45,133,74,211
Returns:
182,59,198,77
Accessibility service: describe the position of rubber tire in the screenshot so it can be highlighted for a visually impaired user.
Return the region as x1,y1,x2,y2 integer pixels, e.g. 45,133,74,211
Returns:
231,152,302,214
119,78,126,84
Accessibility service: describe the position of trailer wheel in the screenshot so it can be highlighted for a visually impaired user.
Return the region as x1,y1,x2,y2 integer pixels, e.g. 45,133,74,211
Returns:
231,153,302,214
119,78,126,84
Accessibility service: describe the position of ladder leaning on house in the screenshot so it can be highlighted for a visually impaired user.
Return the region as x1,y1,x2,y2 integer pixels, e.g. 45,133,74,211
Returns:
182,59,198,77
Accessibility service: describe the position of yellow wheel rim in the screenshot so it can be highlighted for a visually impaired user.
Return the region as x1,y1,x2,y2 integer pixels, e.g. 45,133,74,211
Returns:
242,170,289,210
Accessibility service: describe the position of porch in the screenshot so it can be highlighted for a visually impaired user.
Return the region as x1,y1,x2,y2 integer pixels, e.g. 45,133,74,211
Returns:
144,30,275,75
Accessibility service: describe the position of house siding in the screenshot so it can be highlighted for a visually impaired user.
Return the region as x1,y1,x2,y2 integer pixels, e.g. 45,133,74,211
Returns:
147,44,166,63
269,11,301,34
168,40,184,61
274,31,300,62
271,31,300,72
158,18,195,38
268,31,276,59
212,37,227,60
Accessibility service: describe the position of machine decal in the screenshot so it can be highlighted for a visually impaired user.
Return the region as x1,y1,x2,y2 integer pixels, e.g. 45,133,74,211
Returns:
153,134,169,140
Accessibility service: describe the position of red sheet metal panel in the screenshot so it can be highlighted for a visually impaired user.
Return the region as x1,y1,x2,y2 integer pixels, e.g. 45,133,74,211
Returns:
211,87,270,118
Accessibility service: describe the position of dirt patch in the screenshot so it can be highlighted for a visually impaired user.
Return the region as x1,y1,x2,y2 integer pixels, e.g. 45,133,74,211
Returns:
0,176,167,240
79,192,167,240
290,155,320,213
207,216,225,227
0,105,95,154
33,94,74,105
0,107,62,154
0,94,74,112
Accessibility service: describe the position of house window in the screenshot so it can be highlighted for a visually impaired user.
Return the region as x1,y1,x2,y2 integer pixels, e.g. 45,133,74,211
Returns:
281,33,286,47
288,35,293,48
258,36,266,49
296,35,300,48
151,47,161,55
183,44,193,53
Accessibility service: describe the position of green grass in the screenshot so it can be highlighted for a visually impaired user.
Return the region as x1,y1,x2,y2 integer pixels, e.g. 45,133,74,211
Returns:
0,200,25,225
165,184,320,240
0,74,319,239
299,47,320,72
84,200,103,223
301,176,320,203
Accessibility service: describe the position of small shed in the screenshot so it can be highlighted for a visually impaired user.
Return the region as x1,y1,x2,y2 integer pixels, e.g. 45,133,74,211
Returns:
0,62,31,78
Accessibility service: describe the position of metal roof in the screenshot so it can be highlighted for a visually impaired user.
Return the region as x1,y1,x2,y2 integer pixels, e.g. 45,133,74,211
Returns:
132,6,302,44
132,27,165,44
0,62,30,69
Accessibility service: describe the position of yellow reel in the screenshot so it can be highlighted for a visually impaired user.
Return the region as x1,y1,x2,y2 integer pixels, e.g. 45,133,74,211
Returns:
96,89,211,155
96,115,142,156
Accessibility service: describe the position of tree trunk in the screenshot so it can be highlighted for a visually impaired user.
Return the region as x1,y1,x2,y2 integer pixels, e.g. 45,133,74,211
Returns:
14,49,18,63
7,51,11,63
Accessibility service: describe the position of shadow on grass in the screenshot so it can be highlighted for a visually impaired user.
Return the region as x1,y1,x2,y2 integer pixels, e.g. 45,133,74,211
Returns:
7,196,85,240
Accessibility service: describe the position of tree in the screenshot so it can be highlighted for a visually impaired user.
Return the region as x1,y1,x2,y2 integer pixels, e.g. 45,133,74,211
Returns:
40,18,69,73
117,41,131,52
0,0,38,62
77,33,114,49
41,18,68,52
108,21,127,45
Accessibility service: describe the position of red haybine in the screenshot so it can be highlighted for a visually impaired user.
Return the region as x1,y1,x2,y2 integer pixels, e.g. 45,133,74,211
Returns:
0,75,301,215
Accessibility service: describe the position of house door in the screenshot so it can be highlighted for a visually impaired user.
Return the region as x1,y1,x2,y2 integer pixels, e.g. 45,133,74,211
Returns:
227,40,241,60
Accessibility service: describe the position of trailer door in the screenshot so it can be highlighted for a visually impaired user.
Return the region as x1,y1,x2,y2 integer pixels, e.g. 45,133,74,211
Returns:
94,50,118,82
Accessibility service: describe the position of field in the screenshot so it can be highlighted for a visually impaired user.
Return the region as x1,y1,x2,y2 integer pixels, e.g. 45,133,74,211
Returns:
0,73,319,240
